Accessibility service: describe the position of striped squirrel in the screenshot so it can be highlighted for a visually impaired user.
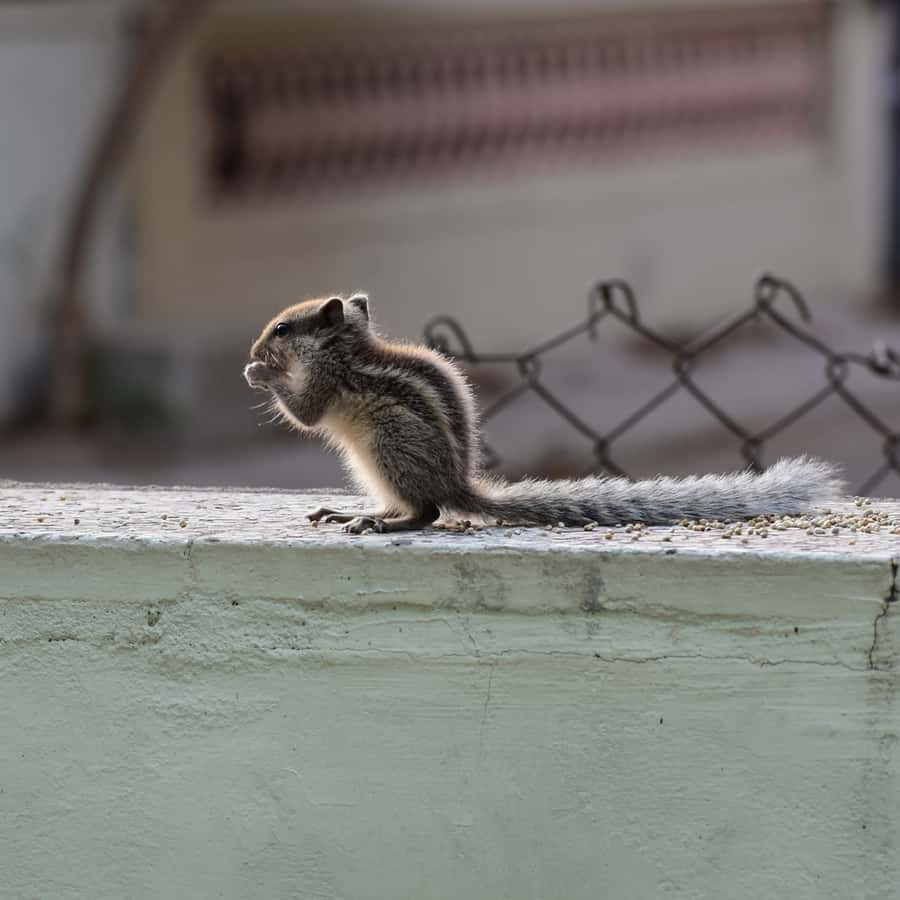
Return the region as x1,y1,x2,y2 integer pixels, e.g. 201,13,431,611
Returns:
243,294,843,534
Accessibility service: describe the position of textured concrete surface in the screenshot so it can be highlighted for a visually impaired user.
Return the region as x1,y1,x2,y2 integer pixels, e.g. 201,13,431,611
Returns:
0,483,898,899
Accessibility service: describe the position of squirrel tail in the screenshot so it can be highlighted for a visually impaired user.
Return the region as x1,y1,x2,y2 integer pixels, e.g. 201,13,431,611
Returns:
455,456,844,526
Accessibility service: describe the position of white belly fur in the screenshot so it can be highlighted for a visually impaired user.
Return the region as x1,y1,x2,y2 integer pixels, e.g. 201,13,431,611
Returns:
321,411,407,512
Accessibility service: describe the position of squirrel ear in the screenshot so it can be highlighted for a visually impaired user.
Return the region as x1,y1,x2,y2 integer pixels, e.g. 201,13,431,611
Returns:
321,297,344,327
348,293,369,321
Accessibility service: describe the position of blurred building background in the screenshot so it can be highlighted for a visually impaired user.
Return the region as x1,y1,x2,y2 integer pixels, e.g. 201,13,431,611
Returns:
1,0,898,495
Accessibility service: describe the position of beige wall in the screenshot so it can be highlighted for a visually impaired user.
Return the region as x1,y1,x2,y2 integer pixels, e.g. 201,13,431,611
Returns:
130,0,891,350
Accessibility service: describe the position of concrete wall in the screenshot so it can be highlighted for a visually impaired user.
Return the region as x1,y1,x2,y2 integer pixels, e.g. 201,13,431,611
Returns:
1,483,897,899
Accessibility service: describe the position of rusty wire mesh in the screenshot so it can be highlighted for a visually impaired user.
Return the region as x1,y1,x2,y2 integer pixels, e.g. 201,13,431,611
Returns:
424,274,900,496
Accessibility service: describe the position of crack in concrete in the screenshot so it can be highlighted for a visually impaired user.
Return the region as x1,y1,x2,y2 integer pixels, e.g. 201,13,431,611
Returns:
867,557,897,671
478,663,495,760
457,615,482,658
589,651,861,670
241,644,867,670
7,634,873,674
182,538,197,592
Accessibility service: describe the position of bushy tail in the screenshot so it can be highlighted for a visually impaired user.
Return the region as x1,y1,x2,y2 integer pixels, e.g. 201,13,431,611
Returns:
454,457,843,526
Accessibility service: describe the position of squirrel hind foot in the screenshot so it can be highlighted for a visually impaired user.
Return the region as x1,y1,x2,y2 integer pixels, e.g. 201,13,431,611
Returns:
343,516,386,534
307,506,404,524
343,504,441,534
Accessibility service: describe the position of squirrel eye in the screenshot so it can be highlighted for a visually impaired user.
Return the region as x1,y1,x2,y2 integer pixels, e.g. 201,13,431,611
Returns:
273,322,290,338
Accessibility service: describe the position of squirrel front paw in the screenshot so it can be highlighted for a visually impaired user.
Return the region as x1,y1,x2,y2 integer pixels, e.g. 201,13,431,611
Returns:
243,361,280,389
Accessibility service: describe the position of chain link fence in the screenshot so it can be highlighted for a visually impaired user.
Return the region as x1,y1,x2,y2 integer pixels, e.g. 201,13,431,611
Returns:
425,274,900,496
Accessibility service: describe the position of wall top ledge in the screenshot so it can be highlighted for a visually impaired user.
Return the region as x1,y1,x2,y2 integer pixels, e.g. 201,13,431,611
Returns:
2,481,898,561
1,482,897,670
1,481,896,622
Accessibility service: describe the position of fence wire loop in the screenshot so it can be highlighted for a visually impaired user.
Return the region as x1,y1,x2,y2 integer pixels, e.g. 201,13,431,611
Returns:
754,272,812,323
592,279,640,326
826,357,849,385
517,357,541,381
672,353,693,377
423,274,900,495
423,316,476,360
868,341,900,378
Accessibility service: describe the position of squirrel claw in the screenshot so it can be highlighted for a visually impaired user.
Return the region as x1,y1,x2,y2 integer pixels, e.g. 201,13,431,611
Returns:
343,516,385,535
307,507,343,523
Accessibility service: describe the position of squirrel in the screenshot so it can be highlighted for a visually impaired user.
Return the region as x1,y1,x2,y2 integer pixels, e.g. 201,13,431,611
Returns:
243,294,843,534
